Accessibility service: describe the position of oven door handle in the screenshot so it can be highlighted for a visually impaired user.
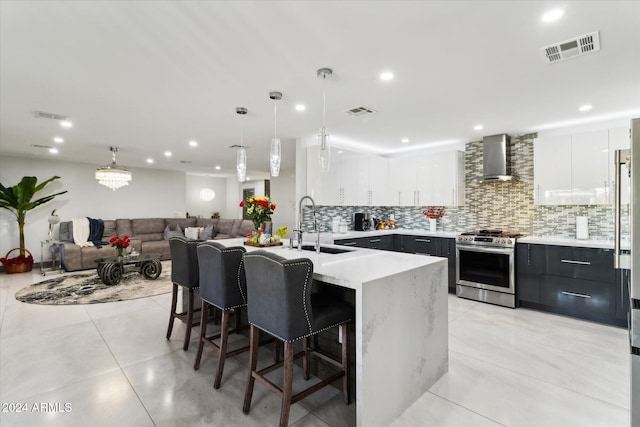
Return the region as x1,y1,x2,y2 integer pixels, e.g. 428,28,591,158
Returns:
457,245,513,255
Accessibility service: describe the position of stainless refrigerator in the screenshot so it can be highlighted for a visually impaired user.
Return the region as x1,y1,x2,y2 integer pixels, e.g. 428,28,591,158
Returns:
614,117,639,426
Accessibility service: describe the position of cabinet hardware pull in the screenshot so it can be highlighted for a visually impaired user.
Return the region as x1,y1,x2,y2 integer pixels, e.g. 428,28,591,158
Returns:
561,291,591,299
342,242,357,246
415,238,430,243
369,239,381,243
560,259,591,265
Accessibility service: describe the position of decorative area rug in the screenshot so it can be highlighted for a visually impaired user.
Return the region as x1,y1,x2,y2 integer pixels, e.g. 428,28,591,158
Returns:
15,267,172,305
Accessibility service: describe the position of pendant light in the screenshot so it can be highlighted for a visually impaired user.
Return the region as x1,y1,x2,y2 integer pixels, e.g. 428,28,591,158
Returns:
317,67,333,171
236,107,247,182
95,147,132,190
269,91,282,177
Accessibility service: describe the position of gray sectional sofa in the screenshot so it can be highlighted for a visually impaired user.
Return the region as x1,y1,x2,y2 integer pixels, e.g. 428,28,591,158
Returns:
58,217,254,272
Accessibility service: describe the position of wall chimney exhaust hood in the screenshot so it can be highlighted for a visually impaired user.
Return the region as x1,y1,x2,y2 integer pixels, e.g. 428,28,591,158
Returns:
479,134,513,181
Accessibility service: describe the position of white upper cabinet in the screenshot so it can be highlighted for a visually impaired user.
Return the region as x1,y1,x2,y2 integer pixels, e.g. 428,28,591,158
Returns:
534,134,572,205
389,158,417,206
534,127,622,205
306,147,389,206
571,130,609,205
388,150,465,207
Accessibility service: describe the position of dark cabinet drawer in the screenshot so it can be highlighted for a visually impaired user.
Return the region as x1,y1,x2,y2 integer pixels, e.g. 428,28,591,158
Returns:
335,239,359,247
404,235,438,255
543,246,614,283
540,274,615,322
516,243,543,304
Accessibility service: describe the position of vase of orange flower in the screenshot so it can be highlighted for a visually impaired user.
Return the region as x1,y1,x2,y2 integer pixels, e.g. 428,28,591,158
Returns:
422,207,445,232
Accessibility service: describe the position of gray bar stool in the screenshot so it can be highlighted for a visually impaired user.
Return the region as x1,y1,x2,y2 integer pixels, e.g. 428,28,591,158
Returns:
167,236,201,351
242,250,353,427
194,241,250,389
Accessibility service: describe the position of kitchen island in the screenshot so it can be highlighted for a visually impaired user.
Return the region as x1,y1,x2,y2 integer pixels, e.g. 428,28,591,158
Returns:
218,238,449,427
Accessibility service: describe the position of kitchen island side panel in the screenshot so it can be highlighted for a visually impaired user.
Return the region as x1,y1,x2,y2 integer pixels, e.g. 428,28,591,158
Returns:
356,259,448,427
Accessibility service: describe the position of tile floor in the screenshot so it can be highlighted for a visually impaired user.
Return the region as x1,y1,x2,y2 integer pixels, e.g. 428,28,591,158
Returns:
0,265,631,426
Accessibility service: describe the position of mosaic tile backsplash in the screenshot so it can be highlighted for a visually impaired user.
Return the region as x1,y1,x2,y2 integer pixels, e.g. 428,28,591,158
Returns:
305,133,629,239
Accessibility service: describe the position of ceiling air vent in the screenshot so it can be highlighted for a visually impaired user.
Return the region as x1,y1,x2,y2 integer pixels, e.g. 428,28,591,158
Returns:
229,144,249,149
346,106,376,117
541,31,600,64
34,111,69,120
31,144,53,149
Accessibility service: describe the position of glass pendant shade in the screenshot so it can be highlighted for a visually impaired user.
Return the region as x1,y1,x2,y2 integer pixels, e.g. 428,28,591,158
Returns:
318,126,330,170
270,137,281,177
237,147,247,182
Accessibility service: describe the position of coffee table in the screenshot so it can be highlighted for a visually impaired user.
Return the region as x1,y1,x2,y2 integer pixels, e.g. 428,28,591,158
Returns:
95,253,162,286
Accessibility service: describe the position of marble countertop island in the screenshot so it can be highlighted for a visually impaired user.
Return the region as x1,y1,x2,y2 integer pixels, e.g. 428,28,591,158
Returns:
217,238,449,427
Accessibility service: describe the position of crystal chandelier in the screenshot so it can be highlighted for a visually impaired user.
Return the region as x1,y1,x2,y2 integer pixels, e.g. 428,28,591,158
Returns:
236,107,248,182
95,147,132,190
269,91,282,177
317,68,333,171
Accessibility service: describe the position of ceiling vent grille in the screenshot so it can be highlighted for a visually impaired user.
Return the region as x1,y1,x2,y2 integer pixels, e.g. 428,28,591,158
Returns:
346,106,377,116
229,144,249,149
541,31,600,64
34,111,69,120
31,144,53,149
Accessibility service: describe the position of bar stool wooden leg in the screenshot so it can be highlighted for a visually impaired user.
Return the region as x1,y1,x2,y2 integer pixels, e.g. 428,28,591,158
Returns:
183,288,195,351
243,325,260,413
193,300,208,370
341,322,350,404
166,283,178,339
280,342,295,427
303,337,310,380
214,310,231,389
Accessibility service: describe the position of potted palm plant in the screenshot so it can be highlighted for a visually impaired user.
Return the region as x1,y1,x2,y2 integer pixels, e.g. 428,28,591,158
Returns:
0,176,67,273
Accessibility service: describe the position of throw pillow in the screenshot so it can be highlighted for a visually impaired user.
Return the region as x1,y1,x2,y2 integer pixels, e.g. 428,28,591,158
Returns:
199,224,215,240
185,227,202,240
164,224,184,240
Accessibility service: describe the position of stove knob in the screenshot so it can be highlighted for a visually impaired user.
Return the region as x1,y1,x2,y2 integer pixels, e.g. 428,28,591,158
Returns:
496,238,503,244
506,239,512,245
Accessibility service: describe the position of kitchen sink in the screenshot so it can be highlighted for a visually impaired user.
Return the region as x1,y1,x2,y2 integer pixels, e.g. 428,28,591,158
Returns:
300,245,352,254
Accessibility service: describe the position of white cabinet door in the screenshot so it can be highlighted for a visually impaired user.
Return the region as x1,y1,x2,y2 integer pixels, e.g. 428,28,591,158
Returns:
534,134,572,205
415,155,434,206
571,130,609,205
432,151,464,206
307,145,341,205
368,155,389,206
608,126,631,205
340,152,368,206
389,157,417,206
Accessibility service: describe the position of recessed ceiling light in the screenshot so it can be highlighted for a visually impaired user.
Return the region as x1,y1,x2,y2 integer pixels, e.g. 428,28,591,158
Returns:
542,9,564,23
295,104,306,112
337,150,344,154
164,151,172,157
146,158,154,164
49,148,58,154
579,104,592,112
53,137,64,143
401,138,409,143
189,140,198,147
474,125,483,131
215,165,221,170
246,177,251,181
60,120,72,128
380,71,394,81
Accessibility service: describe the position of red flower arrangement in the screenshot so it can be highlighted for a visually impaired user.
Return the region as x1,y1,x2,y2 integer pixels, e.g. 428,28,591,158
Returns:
109,235,130,257
240,196,277,231
422,206,446,219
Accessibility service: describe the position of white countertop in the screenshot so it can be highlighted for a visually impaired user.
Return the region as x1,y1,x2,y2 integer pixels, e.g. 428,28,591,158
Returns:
518,236,630,250
217,237,447,290
329,228,460,239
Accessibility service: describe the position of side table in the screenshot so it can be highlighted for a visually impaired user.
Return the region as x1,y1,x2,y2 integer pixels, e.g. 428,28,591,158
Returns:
40,240,64,276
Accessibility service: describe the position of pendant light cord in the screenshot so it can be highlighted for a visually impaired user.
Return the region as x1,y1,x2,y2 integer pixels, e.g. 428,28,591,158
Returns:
322,74,327,127
274,101,277,138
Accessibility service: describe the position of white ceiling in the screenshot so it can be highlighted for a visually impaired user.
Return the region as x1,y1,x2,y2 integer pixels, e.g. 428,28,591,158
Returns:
1,1,639,178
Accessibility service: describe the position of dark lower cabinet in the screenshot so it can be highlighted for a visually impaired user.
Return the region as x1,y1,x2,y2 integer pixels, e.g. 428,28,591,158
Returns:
615,269,631,324
335,234,456,293
517,243,625,327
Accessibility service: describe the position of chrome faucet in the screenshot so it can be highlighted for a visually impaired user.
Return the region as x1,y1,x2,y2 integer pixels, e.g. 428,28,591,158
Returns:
297,195,320,253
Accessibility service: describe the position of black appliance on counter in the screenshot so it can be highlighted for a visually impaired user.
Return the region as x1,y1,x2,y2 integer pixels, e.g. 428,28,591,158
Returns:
354,213,370,231
456,229,522,308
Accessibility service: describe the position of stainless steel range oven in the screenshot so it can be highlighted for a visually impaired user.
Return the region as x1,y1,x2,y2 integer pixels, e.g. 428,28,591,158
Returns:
456,230,521,308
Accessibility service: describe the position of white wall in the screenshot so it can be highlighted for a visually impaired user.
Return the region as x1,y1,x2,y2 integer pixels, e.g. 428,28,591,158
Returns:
269,169,296,232
0,155,186,259
185,174,227,218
